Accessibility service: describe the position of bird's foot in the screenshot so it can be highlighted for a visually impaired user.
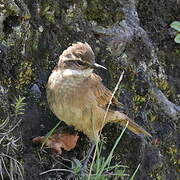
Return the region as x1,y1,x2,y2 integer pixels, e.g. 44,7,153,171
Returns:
80,142,96,177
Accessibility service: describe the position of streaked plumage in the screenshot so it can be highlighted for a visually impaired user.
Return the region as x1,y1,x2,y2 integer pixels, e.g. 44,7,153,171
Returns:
47,42,151,140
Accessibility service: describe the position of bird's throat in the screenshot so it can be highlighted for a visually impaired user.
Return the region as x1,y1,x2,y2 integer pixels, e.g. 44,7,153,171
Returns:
62,69,93,77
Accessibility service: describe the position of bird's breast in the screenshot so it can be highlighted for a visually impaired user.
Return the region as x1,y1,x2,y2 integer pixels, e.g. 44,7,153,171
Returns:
47,71,89,122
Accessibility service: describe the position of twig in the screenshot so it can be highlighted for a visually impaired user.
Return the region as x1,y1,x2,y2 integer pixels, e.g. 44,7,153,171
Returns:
101,70,125,132
40,168,74,175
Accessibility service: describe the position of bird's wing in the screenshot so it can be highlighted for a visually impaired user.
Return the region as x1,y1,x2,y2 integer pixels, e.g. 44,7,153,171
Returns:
88,73,123,109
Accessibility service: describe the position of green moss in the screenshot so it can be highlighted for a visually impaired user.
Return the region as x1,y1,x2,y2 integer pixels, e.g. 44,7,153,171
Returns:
40,5,55,24
84,0,124,27
157,49,179,98
1,77,12,88
133,95,146,104
5,0,30,17
149,163,164,180
147,111,157,122
107,59,122,85
155,79,171,96
24,31,39,58
39,1,60,24
158,49,180,65
166,145,178,165
15,61,34,90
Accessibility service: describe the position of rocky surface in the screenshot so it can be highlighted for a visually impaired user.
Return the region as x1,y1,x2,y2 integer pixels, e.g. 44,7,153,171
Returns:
0,0,179,179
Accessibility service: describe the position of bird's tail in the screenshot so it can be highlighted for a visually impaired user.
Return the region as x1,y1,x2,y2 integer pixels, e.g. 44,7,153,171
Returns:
107,111,152,137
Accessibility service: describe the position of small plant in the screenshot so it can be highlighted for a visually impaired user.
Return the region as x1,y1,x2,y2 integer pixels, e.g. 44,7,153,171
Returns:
170,21,180,44
88,125,129,180
39,127,130,180
40,121,61,149
11,96,26,117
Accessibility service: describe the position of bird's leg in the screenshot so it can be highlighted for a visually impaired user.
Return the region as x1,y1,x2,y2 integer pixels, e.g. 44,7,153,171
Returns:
80,142,96,177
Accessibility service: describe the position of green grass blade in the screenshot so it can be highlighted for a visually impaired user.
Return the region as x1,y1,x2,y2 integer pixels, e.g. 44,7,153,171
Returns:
41,121,61,149
130,164,140,180
97,122,128,176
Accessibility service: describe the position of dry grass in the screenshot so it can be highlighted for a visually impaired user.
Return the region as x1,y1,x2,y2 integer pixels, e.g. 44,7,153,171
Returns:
0,96,25,180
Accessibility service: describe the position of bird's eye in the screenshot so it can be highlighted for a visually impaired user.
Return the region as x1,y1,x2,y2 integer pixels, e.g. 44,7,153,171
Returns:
76,60,86,66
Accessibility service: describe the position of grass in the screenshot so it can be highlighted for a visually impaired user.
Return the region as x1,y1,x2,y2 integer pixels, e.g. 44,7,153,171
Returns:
39,127,130,179
0,96,25,180
130,164,140,180
93,125,128,176
0,153,24,180
87,124,129,180
39,123,141,179
41,121,61,149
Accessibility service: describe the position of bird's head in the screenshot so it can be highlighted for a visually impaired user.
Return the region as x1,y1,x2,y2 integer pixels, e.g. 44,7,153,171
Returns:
58,42,106,77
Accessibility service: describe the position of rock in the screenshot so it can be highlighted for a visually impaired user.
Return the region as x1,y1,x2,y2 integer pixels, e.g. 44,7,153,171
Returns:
0,0,179,179
30,84,41,99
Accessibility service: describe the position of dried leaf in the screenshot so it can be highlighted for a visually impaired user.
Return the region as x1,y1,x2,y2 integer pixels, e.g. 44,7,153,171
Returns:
32,132,79,154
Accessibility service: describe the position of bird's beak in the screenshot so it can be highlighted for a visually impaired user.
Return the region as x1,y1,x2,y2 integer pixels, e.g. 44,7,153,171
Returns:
92,63,107,70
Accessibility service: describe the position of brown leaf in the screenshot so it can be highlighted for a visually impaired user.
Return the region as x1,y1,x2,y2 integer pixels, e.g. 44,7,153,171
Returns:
32,132,79,154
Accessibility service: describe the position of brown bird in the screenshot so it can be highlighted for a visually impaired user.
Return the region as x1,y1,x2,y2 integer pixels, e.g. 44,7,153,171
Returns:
47,42,151,143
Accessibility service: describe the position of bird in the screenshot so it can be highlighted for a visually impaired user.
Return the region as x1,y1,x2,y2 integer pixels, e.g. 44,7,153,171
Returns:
46,42,151,143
